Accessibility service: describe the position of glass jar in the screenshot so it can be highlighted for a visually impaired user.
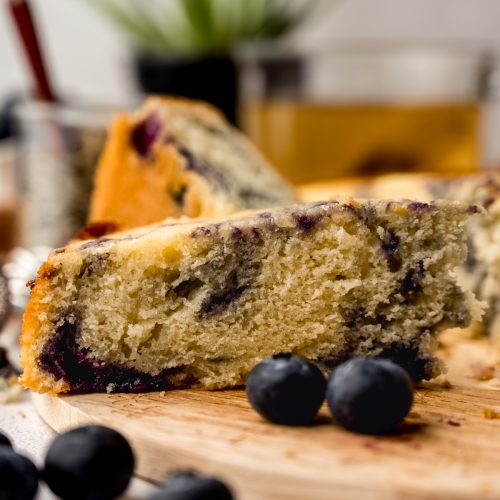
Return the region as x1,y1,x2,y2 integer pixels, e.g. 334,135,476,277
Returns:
238,43,494,183
0,142,20,259
14,102,115,248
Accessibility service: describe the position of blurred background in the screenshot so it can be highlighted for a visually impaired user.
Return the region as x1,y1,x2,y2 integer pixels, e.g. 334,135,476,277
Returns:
1,0,500,255
0,0,499,485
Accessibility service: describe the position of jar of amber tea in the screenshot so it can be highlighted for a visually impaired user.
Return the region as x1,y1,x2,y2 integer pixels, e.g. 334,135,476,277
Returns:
239,43,492,183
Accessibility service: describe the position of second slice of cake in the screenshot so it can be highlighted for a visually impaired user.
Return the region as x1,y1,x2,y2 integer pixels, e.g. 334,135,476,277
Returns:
89,97,296,231
21,199,482,394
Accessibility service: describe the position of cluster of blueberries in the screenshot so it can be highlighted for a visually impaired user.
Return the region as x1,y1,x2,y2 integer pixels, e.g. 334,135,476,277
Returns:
0,354,413,499
246,354,414,433
0,425,233,500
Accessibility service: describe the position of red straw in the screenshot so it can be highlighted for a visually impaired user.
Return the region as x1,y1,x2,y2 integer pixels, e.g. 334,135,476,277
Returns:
8,0,56,102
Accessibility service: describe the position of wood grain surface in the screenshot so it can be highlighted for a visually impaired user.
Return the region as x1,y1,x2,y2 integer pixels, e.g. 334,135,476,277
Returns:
33,336,500,500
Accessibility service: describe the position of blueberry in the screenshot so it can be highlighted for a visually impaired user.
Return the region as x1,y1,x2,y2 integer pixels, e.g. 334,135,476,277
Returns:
246,353,326,425
326,357,414,434
43,425,135,500
0,431,12,448
148,471,233,500
0,447,38,500
131,113,162,158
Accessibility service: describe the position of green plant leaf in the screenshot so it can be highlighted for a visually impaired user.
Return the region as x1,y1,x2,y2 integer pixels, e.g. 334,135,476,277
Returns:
181,0,213,39
87,0,170,52
86,0,322,55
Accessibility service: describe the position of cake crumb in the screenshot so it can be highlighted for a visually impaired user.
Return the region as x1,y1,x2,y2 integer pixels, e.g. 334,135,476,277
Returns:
160,391,166,397
471,364,495,381
441,379,453,389
363,440,383,452
483,408,500,419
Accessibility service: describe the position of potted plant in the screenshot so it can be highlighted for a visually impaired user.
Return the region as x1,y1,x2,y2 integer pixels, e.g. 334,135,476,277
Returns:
88,0,317,124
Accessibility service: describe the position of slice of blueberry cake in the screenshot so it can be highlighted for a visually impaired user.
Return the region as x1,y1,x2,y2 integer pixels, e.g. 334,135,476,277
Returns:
89,97,296,231
20,199,482,394
299,171,500,337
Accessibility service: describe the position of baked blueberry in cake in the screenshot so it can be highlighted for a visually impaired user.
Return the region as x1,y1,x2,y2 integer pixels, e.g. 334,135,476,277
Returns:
20,199,482,394
299,172,500,337
89,97,296,231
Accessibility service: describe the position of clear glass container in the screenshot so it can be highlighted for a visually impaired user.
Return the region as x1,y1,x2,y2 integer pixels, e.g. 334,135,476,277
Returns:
14,102,115,248
239,43,495,183
0,141,20,259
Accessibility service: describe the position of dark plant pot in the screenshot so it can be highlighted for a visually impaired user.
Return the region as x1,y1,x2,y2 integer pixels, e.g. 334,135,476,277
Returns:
133,54,239,125
259,56,304,98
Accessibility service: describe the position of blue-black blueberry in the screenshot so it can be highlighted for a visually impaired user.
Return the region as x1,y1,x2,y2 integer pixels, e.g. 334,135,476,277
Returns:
246,353,326,425
0,431,12,448
0,446,38,500
327,357,414,434
148,471,233,500
43,425,135,500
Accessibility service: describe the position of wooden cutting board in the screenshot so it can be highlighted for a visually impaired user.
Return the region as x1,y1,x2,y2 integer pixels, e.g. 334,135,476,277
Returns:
33,335,500,500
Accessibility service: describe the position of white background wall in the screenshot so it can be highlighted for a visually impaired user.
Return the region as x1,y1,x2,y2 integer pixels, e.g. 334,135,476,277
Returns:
2,0,500,105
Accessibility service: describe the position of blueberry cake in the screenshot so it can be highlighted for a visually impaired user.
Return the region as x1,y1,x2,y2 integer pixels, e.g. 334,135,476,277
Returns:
89,97,296,231
299,171,500,337
20,199,482,394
